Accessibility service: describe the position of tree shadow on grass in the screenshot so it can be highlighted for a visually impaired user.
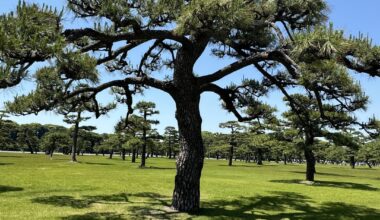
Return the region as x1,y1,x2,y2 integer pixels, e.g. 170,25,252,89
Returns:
144,166,175,170
270,179,378,191
61,212,125,220
356,167,379,171
218,164,273,168
33,192,182,220
32,193,129,209
0,162,13,165
0,185,23,193
199,191,380,219
79,162,114,166
126,192,182,220
32,190,380,219
0,155,22,158
289,171,354,178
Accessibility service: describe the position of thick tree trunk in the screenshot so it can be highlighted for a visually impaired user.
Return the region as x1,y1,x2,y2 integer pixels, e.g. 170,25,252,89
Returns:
109,150,114,159
304,148,316,181
303,132,316,182
349,155,355,169
169,40,207,212
171,93,204,212
256,149,263,165
284,154,287,165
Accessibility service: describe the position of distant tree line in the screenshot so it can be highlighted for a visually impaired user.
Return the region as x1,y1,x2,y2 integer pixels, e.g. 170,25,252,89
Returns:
2,115,379,170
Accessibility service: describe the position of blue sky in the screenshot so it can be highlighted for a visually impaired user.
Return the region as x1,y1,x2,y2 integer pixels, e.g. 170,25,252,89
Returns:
1,0,380,134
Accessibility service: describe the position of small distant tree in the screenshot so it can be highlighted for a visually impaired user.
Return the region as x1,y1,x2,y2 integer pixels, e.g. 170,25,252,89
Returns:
98,134,121,159
63,109,90,161
115,114,145,162
0,118,18,151
113,124,128,160
17,124,40,154
134,101,159,168
326,130,364,169
283,92,366,181
164,126,179,159
247,133,273,165
124,137,143,162
358,140,380,168
219,121,244,166
146,129,161,157
40,129,71,158
322,145,347,164
80,128,102,154
271,128,301,165
59,98,115,162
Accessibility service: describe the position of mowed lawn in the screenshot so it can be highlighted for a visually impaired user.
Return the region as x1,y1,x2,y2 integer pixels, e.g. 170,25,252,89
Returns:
0,153,379,220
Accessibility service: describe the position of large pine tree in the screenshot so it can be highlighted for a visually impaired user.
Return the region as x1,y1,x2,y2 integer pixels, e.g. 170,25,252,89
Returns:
4,0,380,212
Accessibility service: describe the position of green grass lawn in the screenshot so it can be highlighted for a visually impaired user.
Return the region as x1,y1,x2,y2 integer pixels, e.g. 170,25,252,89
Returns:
0,152,379,220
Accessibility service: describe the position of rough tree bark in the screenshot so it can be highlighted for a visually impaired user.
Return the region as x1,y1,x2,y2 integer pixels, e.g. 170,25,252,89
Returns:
171,95,204,212
171,43,206,212
304,148,316,181
304,135,316,181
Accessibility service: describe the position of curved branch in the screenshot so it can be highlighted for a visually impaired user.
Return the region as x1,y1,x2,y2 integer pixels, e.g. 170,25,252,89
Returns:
66,76,172,99
254,63,309,127
138,39,163,75
199,49,301,85
198,52,271,84
97,41,144,64
64,28,192,48
0,62,33,89
201,83,262,122
342,56,380,77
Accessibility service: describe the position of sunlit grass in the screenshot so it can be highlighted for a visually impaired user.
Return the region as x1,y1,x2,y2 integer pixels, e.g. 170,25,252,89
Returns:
0,152,379,219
